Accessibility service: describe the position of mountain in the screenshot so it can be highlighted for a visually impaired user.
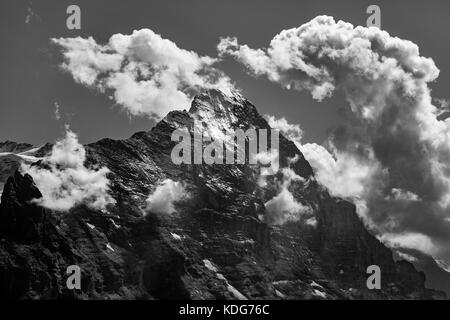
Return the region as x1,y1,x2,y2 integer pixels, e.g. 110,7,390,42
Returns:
393,249,450,296
0,142,51,196
0,89,446,299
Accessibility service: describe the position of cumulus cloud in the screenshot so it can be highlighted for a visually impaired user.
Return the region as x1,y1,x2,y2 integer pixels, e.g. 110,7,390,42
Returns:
265,188,311,225
221,16,450,263
145,179,188,215
264,164,312,225
53,29,234,120
300,142,379,200
22,127,115,211
264,114,303,147
264,114,376,201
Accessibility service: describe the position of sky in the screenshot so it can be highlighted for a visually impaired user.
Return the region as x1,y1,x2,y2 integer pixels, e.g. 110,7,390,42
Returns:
1,0,450,146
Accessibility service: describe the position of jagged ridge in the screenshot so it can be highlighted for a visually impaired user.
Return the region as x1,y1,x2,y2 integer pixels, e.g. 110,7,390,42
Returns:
0,89,446,299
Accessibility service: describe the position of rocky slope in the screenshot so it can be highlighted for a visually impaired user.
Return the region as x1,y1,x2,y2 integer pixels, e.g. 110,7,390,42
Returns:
0,142,51,194
0,89,446,299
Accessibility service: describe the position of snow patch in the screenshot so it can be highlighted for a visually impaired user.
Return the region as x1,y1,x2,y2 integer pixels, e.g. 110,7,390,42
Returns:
203,259,218,272
203,259,247,300
312,289,327,298
110,219,121,229
275,289,286,299
310,281,323,289
226,283,247,300
171,232,182,241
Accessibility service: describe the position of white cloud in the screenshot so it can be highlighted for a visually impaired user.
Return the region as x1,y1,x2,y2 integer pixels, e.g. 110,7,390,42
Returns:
300,142,378,200
265,187,311,225
264,114,303,147
21,127,115,211
387,188,420,202
53,29,234,120
254,148,279,177
220,15,450,263
379,233,439,257
145,179,188,215
264,115,376,200
264,164,311,225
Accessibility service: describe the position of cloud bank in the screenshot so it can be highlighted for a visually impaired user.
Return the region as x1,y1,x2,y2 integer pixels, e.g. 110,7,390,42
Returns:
22,128,115,211
220,16,450,262
53,29,234,120
145,179,188,215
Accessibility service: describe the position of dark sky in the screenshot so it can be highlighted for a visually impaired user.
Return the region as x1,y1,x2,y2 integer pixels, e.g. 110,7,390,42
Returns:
1,0,450,145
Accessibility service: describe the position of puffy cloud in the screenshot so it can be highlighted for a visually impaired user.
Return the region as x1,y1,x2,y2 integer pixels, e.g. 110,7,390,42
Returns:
264,115,377,200
264,163,312,225
265,187,311,225
264,114,303,147
300,142,379,200
222,16,450,263
53,29,234,120
22,128,115,211
145,179,188,215
379,233,439,257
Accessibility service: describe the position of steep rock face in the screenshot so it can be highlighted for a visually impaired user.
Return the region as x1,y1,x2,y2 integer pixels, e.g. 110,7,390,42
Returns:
0,89,445,299
0,143,51,194
0,171,45,242
0,142,33,154
0,171,72,298
397,249,450,297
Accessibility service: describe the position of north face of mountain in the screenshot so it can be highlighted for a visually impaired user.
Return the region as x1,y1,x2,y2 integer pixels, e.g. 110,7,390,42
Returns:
0,142,52,195
0,89,446,299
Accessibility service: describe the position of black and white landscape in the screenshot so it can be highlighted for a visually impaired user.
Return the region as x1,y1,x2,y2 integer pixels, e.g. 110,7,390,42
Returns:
1,0,450,300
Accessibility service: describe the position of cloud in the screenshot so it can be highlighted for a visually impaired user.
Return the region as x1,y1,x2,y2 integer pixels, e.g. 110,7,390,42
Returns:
264,115,377,201
145,179,188,215
300,142,379,200
264,163,312,225
21,127,115,211
379,233,439,257
53,29,234,120
264,114,303,147
265,187,311,225
221,16,450,263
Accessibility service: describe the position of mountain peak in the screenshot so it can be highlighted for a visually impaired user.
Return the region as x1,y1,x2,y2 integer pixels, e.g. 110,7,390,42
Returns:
0,90,446,299
0,141,34,154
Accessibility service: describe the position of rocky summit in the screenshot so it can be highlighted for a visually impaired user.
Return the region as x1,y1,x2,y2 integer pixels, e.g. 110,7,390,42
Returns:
0,89,446,299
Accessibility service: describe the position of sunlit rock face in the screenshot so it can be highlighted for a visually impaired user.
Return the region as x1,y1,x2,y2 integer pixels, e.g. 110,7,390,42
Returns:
0,90,445,299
